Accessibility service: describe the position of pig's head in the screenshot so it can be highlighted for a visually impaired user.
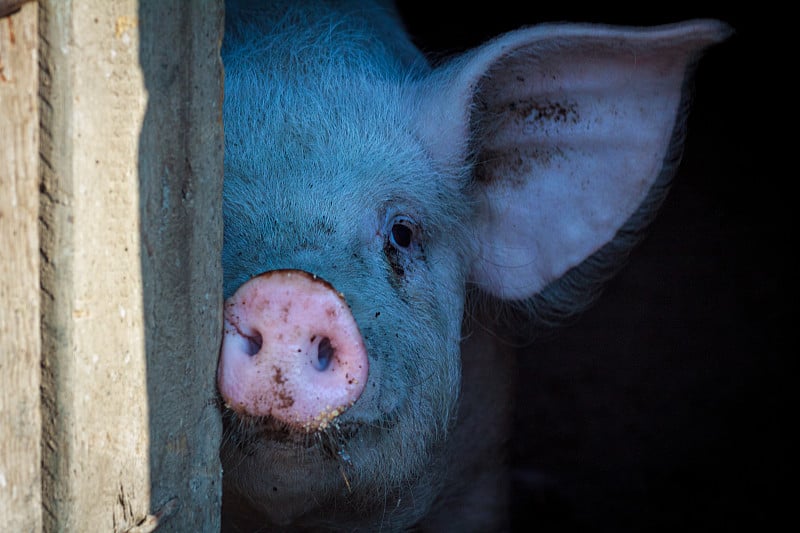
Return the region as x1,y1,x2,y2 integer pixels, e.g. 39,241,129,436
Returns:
218,2,729,528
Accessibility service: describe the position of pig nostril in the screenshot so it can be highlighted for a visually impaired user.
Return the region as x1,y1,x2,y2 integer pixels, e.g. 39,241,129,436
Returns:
244,332,262,356
314,337,334,371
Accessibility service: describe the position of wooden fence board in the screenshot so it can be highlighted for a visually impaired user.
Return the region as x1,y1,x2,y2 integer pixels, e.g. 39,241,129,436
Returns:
0,3,42,531
37,1,223,530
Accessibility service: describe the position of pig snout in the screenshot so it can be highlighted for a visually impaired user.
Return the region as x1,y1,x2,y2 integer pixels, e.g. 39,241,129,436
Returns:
217,269,369,431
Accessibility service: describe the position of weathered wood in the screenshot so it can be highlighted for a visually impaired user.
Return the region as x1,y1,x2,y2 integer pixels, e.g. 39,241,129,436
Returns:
138,1,224,531
38,1,223,531
0,3,42,532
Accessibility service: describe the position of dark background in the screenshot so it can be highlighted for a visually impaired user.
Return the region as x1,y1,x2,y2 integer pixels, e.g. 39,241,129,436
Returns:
396,4,783,531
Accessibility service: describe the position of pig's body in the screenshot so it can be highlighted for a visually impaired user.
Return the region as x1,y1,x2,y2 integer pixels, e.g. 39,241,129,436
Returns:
219,1,729,530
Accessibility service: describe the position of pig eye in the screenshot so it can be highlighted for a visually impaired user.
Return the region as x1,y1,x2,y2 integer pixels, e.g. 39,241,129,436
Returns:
389,217,416,249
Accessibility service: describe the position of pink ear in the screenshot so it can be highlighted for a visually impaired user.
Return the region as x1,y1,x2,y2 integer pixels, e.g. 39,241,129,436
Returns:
416,20,731,300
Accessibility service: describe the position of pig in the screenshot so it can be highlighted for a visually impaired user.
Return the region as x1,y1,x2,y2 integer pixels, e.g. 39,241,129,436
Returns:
217,0,730,530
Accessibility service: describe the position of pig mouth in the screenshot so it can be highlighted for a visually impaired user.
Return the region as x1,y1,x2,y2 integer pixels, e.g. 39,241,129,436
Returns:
220,407,365,451
220,401,405,476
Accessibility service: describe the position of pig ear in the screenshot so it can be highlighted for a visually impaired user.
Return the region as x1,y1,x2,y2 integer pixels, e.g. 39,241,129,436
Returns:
418,20,731,301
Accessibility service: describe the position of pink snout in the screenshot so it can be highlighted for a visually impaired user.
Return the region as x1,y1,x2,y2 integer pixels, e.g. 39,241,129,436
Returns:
217,270,369,431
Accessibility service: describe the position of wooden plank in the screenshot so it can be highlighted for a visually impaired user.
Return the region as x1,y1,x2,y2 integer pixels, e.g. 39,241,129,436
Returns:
137,1,224,530
38,1,223,530
0,3,42,531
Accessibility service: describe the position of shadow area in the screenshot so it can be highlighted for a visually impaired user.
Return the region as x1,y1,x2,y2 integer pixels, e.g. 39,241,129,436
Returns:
138,2,224,530
399,4,786,532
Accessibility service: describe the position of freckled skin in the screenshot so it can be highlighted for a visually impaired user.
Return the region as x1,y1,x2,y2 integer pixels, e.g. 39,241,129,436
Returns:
219,270,371,441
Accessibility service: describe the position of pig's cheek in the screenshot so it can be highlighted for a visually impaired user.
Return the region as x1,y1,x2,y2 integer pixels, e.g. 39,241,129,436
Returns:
372,361,398,414
340,350,394,419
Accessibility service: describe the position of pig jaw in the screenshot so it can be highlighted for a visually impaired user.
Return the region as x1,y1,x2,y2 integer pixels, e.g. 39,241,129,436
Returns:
220,417,451,529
